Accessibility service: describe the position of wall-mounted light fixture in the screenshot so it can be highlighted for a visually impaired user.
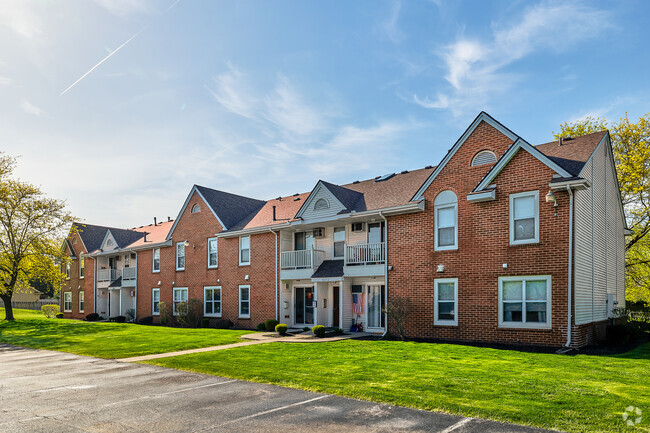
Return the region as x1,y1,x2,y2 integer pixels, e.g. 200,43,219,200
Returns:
157,281,161,286
437,264,445,273
245,275,249,280
283,301,289,309
388,265,393,271
545,190,558,216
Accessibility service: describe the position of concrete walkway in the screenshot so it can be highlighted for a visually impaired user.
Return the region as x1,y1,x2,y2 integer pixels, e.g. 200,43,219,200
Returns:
118,340,267,362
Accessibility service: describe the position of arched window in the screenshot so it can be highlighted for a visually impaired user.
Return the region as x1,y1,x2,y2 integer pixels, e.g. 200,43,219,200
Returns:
471,150,497,166
434,190,458,251
191,203,201,213
314,198,329,210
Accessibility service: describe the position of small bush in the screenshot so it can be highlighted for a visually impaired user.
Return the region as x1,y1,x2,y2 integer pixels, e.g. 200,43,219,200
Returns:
303,327,310,332
333,327,344,335
138,316,154,325
201,318,210,328
214,318,233,329
85,313,100,321
114,316,126,323
606,324,631,346
275,324,288,335
159,301,170,326
125,309,136,323
265,319,279,332
256,323,266,331
41,304,60,318
176,299,203,328
312,325,325,338
55,312,64,319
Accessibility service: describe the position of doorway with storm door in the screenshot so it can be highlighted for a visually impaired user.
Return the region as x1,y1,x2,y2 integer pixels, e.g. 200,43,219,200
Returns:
367,284,385,331
294,286,315,327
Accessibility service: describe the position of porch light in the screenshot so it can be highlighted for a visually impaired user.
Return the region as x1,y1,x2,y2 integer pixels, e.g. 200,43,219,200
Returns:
545,190,557,204
283,301,289,309
183,240,190,247
437,264,445,273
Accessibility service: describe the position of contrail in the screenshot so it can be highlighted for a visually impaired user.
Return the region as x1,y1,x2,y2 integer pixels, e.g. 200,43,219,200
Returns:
60,0,182,96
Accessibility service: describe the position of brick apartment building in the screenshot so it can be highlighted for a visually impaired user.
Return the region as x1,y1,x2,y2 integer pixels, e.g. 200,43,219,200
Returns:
60,112,627,348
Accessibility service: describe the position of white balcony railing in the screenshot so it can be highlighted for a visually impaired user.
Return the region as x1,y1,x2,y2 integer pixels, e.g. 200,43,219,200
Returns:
281,249,325,270
97,268,121,282
122,267,136,281
345,242,385,265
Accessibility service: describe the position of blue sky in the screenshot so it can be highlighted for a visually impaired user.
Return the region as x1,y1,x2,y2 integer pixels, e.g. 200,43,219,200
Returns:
1,0,648,228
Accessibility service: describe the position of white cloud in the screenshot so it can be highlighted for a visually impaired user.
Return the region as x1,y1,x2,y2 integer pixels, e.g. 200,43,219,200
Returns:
413,0,611,117
207,63,258,120
19,99,43,116
381,1,404,44
0,0,43,39
263,75,325,137
0,76,11,86
94,0,151,16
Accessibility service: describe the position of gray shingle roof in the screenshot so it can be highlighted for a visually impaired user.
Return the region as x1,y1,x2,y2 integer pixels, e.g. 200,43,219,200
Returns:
195,185,266,230
320,181,366,213
311,260,344,278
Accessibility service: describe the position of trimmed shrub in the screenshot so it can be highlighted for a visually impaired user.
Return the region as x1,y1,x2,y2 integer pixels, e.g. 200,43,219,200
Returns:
138,316,154,325
201,318,210,328
303,327,310,332
333,327,344,336
265,319,279,332
256,323,266,331
55,312,64,319
85,313,100,321
175,299,203,328
312,325,325,338
159,301,170,326
114,316,126,323
275,324,288,335
606,324,632,346
41,304,60,318
214,318,233,329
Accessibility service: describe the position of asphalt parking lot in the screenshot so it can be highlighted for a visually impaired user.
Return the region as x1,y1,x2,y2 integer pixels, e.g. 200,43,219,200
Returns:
0,344,551,432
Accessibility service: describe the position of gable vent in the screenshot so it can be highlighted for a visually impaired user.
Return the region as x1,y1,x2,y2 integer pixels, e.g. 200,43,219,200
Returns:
375,173,395,182
471,150,497,167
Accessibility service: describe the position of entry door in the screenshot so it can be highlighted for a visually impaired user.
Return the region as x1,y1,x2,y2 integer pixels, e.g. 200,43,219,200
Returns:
294,287,315,325
332,286,340,327
367,285,385,328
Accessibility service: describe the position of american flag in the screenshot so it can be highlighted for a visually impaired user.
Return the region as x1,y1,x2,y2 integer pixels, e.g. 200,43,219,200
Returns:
352,293,363,314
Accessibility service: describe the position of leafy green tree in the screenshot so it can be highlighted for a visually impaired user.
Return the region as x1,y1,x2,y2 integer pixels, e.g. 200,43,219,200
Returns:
0,153,74,320
554,113,650,302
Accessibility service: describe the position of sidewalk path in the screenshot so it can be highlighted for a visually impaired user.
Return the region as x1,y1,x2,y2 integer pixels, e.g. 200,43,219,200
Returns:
118,340,267,362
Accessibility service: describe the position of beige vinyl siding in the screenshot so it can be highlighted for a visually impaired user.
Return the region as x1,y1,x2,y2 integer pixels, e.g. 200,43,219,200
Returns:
300,185,345,221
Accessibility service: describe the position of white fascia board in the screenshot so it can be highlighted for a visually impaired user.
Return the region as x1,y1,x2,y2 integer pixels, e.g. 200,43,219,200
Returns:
166,186,228,240
549,179,591,191
474,139,572,192
467,189,496,203
216,223,291,238
294,181,346,219
124,239,173,251
311,277,344,283
412,112,520,201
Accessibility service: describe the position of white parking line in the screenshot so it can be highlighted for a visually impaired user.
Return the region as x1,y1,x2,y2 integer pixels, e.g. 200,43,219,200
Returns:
439,417,473,432
214,395,331,428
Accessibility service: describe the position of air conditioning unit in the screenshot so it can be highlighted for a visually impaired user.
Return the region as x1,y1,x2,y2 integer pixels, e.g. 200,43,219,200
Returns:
351,222,365,232
313,228,325,238
130,290,135,297
130,253,136,259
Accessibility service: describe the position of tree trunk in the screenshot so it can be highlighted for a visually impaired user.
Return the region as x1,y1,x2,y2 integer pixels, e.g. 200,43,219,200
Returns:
1,294,14,321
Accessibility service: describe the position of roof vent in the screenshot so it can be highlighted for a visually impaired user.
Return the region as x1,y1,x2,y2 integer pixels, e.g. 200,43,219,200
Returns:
352,180,360,184
276,196,282,201
401,170,409,174
425,165,433,169
293,197,301,201
293,193,299,196
375,173,395,182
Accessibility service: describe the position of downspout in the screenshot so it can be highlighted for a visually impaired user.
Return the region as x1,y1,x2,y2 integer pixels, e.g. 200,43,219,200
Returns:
269,228,279,321
565,186,574,347
380,212,388,337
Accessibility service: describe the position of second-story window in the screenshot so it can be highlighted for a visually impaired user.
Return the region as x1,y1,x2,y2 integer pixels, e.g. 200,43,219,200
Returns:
208,238,218,268
152,248,160,272
334,227,345,258
510,191,539,245
434,190,458,251
79,255,85,279
239,235,250,265
176,242,185,270
65,262,70,280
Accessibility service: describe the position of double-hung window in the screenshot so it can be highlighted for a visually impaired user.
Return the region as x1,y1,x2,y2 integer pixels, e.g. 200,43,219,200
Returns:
152,288,160,315
79,255,85,279
239,285,250,318
63,292,72,312
333,227,345,258
173,287,188,315
434,278,458,325
434,190,458,251
79,291,85,312
498,276,551,329
208,238,218,268
510,191,539,245
239,236,250,265
65,262,70,280
176,242,185,271
152,248,160,272
204,286,222,317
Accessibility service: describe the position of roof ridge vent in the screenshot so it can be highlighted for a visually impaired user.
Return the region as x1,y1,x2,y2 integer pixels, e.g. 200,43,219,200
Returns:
375,173,395,182
425,165,433,169
401,170,409,174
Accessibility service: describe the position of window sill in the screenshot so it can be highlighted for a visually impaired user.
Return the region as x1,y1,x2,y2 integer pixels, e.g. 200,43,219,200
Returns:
207,266,218,270
175,268,185,272
204,314,222,318
509,240,539,247
152,313,160,316
152,270,160,274
433,322,458,327
434,246,458,252
238,316,251,320
498,324,552,331
239,263,251,267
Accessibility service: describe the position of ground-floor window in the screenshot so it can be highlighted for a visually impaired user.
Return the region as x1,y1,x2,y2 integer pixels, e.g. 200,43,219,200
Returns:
152,288,160,315
79,291,85,313
434,278,458,326
498,276,551,329
367,284,385,328
173,287,188,315
239,285,250,318
204,286,222,317
63,292,72,312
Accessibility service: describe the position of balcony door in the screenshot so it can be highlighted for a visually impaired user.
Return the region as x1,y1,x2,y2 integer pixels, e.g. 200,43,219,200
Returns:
294,286,315,325
294,231,315,251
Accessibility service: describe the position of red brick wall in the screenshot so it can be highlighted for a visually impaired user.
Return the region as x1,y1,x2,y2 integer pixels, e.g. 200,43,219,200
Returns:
61,232,94,319
136,190,277,329
387,120,573,347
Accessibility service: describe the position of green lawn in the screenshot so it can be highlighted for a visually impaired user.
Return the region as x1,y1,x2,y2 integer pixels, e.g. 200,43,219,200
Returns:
144,339,650,433
0,308,253,358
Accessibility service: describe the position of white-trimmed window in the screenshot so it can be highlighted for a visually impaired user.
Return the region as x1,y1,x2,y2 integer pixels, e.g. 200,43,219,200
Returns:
152,248,160,273
239,285,250,318
204,286,222,317
79,291,85,313
191,203,201,213
498,276,551,329
63,292,72,312
333,227,345,258
434,278,458,325
239,236,250,266
176,242,185,271
79,255,85,279
173,287,188,315
510,191,539,245
208,237,218,268
434,190,458,251
65,262,70,280
152,288,160,315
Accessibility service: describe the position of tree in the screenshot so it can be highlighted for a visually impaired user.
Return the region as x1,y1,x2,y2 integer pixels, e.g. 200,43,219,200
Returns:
0,153,74,320
554,113,650,302
384,296,412,340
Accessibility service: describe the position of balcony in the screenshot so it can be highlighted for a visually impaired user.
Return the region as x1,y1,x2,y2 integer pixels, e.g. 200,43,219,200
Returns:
345,242,385,265
97,268,121,283
122,267,136,286
281,249,325,270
